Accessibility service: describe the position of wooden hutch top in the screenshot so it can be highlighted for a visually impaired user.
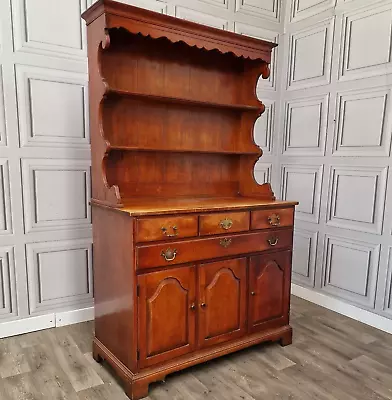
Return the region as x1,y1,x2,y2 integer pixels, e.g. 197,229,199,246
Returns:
82,0,297,216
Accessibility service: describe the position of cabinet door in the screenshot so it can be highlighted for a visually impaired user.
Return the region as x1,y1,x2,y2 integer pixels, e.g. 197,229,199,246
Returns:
249,251,291,333
138,266,196,368
198,258,247,348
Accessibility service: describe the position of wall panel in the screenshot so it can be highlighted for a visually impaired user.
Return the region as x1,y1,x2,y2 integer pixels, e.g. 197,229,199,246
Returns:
292,228,318,287
281,164,323,223
283,0,392,323
321,235,380,308
287,18,334,90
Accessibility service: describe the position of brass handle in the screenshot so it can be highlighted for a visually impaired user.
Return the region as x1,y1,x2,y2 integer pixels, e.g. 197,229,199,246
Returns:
219,238,232,248
200,303,206,308
268,214,280,227
251,291,256,296
190,303,196,311
161,226,178,237
220,218,233,230
267,237,279,246
161,248,177,262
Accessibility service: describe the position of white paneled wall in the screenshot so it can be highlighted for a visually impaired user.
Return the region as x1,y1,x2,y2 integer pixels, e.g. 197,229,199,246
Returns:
283,0,392,326
0,0,284,337
2,0,392,337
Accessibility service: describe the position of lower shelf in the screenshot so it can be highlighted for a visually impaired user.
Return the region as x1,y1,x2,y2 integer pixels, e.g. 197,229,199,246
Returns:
92,324,293,400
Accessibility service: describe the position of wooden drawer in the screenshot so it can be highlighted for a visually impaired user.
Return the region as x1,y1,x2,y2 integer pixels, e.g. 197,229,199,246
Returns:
251,208,294,230
136,229,293,270
199,211,249,236
135,215,198,243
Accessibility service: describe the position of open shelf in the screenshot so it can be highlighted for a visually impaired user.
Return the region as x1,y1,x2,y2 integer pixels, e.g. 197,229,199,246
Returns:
106,88,264,112
108,145,261,155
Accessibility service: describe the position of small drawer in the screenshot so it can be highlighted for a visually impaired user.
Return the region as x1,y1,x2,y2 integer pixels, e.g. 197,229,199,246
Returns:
135,215,198,243
136,229,293,270
199,211,249,236
251,208,294,230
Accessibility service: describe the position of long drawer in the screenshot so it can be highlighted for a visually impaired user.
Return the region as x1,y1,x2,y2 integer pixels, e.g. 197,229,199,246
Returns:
136,229,293,270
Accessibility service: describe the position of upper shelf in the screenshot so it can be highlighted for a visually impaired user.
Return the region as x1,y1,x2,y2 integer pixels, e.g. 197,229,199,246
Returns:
105,87,264,113
82,0,277,62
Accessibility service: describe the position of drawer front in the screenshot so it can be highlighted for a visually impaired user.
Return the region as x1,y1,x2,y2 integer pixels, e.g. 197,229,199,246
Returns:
136,229,293,270
199,211,249,236
135,215,198,243
251,208,294,230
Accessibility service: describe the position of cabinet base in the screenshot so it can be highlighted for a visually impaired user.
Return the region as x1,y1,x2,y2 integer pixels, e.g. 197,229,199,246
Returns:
93,325,292,400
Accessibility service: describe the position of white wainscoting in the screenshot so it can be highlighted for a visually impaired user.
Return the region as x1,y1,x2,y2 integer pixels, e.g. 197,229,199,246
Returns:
283,0,392,324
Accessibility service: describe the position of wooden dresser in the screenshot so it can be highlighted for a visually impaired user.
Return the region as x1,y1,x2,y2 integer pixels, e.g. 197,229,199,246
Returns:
82,1,298,399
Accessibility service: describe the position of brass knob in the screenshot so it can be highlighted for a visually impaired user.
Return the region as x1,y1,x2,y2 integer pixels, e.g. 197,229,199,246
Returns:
267,237,279,246
220,218,233,230
161,248,177,262
200,303,206,308
268,214,280,226
161,226,178,237
251,291,256,296
219,238,232,248
190,303,196,311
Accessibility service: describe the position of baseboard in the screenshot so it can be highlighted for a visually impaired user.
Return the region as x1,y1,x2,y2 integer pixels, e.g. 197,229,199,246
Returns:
0,314,55,339
0,307,94,338
56,306,94,327
292,284,392,335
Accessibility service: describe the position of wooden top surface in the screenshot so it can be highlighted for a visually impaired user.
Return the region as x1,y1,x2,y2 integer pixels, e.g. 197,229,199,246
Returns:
91,197,298,216
82,0,276,62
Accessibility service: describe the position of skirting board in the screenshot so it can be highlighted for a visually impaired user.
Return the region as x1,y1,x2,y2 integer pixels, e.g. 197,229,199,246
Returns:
56,306,94,327
292,284,392,335
0,307,94,339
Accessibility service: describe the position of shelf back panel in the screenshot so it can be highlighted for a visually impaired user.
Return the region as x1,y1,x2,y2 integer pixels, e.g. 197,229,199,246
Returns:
103,97,261,153
106,151,240,198
100,29,253,107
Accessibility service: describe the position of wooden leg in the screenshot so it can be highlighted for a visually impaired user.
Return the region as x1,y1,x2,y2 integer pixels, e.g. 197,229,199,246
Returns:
125,381,149,400
92,342,103,363
279,328,293,347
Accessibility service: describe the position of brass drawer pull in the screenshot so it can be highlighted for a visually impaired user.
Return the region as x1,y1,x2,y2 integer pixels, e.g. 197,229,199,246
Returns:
267,236,279,246
268,214,280,226
219,238,232,248
161,248,177,262
161,226,178,237
220,218,233,230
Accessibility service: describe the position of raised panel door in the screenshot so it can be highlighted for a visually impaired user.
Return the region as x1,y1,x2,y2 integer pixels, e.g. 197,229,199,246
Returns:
137,266,196,368
249,251,291,333
198,258,247,347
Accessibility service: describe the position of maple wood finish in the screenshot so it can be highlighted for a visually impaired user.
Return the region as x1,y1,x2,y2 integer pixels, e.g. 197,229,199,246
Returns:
83,1,297,399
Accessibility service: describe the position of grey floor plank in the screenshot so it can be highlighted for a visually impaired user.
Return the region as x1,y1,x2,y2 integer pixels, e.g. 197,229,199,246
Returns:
0,337,31,378
1,295,392,400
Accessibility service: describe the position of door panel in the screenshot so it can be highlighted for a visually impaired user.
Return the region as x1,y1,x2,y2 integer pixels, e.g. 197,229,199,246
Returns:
249,251,291,333
138,266,196,368
199,258,247,347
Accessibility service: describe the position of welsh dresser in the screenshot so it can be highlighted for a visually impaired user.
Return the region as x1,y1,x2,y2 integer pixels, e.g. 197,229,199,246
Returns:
82,1,298,399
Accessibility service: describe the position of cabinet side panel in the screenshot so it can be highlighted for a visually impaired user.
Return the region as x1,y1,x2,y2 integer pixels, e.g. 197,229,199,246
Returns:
92,206,136,371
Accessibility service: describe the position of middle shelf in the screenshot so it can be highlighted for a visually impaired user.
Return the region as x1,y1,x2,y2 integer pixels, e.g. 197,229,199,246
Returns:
105,87,264,112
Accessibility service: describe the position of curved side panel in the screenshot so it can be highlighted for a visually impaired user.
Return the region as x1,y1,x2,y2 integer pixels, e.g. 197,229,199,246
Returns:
88,16,122,206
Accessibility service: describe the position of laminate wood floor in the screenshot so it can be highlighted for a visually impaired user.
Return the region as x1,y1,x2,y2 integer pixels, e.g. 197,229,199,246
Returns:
1,296,392,400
